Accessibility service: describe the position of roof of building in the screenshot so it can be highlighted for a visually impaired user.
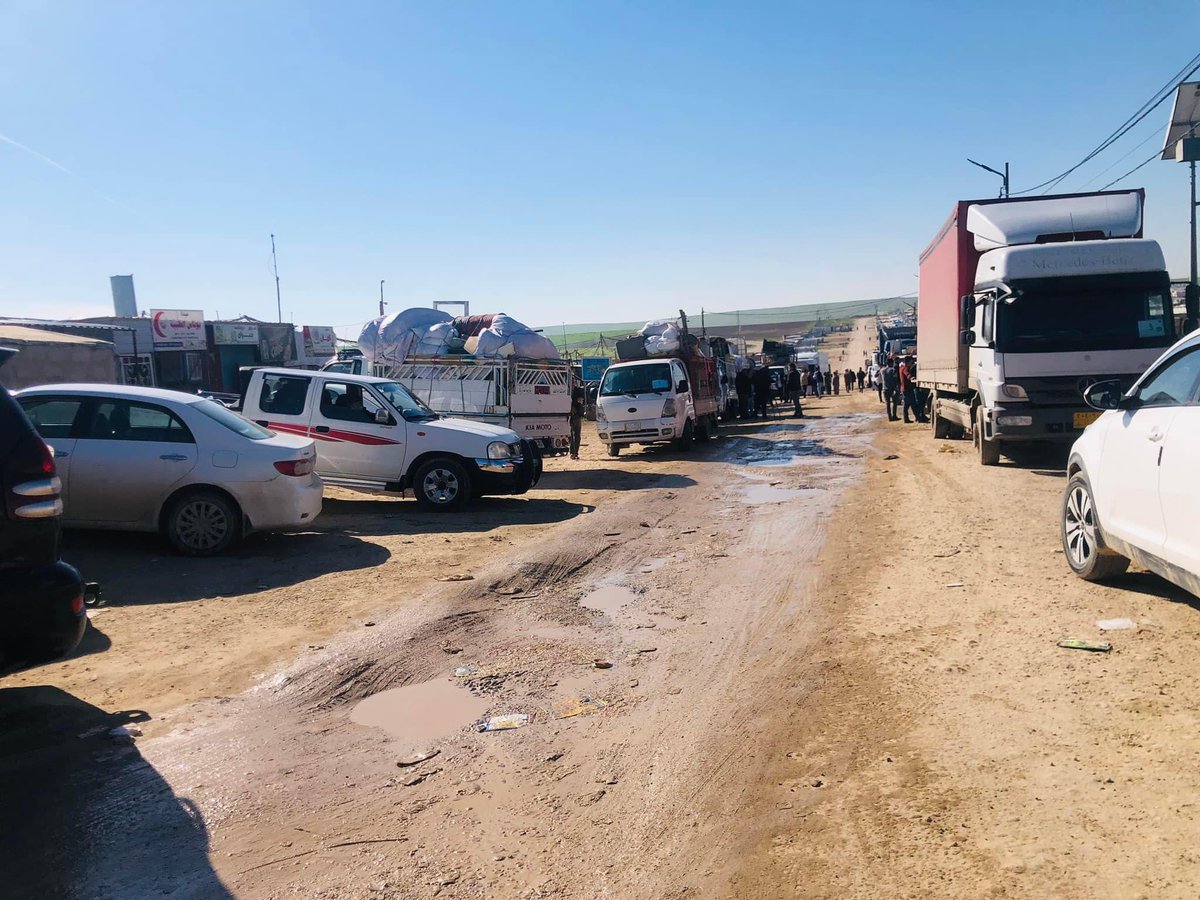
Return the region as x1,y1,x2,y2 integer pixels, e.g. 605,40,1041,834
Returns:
0,324,115,347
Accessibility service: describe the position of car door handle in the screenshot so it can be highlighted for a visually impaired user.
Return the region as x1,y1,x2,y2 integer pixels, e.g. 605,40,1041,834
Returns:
314,425,330,433
159,454,189,461
1148,427,1164,442
54,450,69,458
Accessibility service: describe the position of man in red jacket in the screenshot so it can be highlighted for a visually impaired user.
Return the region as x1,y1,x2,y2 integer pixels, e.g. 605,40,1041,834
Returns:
898,356,925,424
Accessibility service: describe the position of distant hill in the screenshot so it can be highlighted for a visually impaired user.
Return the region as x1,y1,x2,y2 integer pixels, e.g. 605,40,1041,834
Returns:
541,295,913,351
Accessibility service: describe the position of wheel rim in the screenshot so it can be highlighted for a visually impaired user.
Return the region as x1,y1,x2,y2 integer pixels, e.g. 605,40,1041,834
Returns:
423,468,460,504
176,500,229,551
1064,485,1097,568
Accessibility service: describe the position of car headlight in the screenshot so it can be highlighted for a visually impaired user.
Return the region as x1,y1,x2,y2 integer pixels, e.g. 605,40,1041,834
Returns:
595,405,608,424
1001,383,1029,401
487,441,513,460
662,398,676,417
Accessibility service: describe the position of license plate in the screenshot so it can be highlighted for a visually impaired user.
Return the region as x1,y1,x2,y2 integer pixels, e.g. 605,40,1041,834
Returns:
1073,411,1101,429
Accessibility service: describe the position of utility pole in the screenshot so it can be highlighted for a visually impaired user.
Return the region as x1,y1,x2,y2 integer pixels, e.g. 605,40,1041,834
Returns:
270,234,282,323
967,159,1010,198
1162,83,1200,333
379,280,387,317
700,307,706,338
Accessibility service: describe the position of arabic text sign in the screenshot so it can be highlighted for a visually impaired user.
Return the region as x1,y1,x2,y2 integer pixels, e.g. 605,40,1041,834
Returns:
212,323,259,346
151,309,207,350
303,325,337,356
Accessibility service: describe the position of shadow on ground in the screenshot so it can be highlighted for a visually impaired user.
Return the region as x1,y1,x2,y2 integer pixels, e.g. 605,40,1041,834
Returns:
539,469,697,491
0,686,231,900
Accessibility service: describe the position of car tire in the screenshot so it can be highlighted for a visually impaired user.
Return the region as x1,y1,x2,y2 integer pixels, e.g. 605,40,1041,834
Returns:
165,490,241,556
1062,473,1130,581
675,419,695,452
413,457,472,512
606,444,621,457
973,411,1000,466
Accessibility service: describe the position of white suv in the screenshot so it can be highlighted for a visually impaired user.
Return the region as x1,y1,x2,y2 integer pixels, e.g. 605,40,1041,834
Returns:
1063,329,1200,596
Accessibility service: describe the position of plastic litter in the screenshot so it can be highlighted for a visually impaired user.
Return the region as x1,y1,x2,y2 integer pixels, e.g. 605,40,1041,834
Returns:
593,660,614,669
554,695,607,720
453,665,479,678
1097,618,1136,631
1057,638,1112,652
479,713,530,732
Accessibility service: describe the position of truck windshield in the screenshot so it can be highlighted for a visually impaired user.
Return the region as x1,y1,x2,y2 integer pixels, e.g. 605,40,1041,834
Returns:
373,381,438,420
997,273,1175,354
600,363,672,396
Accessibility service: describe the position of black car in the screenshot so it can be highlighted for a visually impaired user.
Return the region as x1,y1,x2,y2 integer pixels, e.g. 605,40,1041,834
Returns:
0,348,87,673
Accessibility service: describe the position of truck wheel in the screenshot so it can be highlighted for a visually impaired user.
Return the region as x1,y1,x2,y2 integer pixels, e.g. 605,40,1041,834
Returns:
165,489,241,556
973,413,1000,466
413,457,472,512
1062,474,1129,582
606,444,621,458
930,393,950,439
674,419,695,452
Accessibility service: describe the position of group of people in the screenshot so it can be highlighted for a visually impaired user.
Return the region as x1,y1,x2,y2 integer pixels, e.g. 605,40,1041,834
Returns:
733,361,778,420
874,354,927,424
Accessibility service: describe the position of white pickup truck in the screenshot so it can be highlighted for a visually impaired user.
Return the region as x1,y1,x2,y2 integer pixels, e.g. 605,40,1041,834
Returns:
239,368,541,511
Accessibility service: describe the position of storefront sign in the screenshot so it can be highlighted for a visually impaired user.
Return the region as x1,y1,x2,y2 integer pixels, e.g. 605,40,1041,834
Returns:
258,322,297,365
213,323,260,345
302,325,337,357
150,309,207,350
581,357,610,382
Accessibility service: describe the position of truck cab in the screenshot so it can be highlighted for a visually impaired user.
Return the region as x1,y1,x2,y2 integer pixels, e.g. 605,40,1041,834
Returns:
240,368,541,510
594,356,719,456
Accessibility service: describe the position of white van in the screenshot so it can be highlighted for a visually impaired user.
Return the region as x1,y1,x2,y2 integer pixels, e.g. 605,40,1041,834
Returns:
595,356,720,456
239,368,541,511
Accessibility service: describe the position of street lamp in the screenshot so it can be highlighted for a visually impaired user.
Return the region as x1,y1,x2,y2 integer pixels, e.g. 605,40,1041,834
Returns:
379,280,386,318
967,158,1010,198
1163,81,1200,334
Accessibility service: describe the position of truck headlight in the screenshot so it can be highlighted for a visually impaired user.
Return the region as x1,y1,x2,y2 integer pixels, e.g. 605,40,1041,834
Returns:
1001,384,1029,401
595,405,608,424
662,398,676,417
486,441,513,460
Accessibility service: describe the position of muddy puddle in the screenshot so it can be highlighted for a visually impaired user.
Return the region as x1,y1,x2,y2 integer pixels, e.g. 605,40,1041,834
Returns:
351,679,489,751
741,483,809,504
580,583,639,616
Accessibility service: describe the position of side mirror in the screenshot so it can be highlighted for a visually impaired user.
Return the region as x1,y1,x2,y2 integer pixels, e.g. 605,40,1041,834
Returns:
676,381,688,394
960,330,976,346
1083,380,1124,412
375,408,392,425
960,295,977,327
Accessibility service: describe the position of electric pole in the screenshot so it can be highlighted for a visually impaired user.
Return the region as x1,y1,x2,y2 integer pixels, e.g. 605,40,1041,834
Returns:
379,280,387,317
270,234,282,323
967,158,1010,198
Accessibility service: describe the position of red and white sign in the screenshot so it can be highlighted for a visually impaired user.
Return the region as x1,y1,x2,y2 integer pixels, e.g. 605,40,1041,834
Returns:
302,325,337,357
150,309,207,350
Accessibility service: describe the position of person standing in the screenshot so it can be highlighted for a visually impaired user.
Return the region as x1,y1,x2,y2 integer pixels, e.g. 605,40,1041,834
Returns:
735,365,752,420
786,363,804,418
823,368,832,396
870,361,883,402
899,356,925,424
857,366,866,392
752,362,772,419
569,376,586,459
882,359,900,421
844,368,855,393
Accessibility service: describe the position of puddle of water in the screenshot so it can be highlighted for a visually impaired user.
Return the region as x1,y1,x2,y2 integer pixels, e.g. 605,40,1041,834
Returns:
351,679,489,752
580,584,639,616
742,484,807,504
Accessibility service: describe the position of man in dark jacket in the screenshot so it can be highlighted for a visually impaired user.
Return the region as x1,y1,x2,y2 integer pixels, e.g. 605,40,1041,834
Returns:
569,378,586,459
882,360,901,421
786,363,803,418
735,367,752,419
751,364,772,419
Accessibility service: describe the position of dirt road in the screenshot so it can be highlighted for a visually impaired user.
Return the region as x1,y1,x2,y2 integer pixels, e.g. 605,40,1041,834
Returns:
5,317,1200,898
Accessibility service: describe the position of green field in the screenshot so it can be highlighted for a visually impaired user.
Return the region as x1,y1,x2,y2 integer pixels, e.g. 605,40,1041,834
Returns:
540,295,912,352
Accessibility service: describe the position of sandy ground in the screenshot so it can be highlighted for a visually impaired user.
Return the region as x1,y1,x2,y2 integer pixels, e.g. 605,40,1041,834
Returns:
4,317,1200,898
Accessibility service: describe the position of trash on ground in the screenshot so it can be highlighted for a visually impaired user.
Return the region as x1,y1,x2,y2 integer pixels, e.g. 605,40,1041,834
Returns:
363,621,376,627
453,665,479,678
1097,618,1137,631
479,713,530,732
603,531,621,537
944,582,964,588
933,549,961,558
1058,638,1112,653
639,522,652,528
636,647,658,654
438,574,475,582
593,660,614,669
884,454,899,460
441,643,463,654
554,695,607,719
397,749,440,768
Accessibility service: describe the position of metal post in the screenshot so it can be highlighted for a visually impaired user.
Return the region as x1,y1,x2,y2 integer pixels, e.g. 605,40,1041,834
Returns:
1188,160,1200,334
379,280,386,317
270,234,282,323
1004,162,1010,198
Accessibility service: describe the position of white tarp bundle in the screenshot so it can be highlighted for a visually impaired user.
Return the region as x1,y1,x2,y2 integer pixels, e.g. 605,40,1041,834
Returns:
640,320,681,356
358,308,559,365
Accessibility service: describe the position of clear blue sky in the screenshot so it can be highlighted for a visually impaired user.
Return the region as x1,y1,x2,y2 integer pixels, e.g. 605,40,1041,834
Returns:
2,1,1198,335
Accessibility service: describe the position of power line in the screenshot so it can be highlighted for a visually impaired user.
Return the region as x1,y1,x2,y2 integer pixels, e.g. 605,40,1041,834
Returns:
1076,121,1167,190
1012,50,1200,196
1100,122,1199,191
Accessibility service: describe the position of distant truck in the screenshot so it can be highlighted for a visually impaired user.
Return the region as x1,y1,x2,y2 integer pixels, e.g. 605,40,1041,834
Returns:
919,189,1176,465
875,324,917,365
240,368,541,510
321,354,572,456
595,318,721,457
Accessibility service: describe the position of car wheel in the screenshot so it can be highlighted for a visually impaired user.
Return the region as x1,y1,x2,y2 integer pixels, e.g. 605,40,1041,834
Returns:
675,419,695,452
1062,474,1130,582
413,457,472,512
606,444,621,457
165,490,241,556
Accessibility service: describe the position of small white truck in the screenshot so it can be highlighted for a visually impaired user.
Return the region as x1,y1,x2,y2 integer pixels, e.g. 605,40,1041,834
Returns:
321,354,573,456
239,368,541,510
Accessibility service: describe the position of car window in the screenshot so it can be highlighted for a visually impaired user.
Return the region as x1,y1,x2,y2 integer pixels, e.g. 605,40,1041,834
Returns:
84,400,195,443
19,397,85,440
192,398,273,440
259,374,311,416
319,382,387,424
1137,347,1200,408
672,362,688,391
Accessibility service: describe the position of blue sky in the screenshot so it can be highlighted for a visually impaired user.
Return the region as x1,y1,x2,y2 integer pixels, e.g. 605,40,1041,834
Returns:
2,1,1198,335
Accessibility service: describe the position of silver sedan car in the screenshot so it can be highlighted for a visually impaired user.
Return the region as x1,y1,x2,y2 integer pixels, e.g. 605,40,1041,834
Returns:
16,384,323,555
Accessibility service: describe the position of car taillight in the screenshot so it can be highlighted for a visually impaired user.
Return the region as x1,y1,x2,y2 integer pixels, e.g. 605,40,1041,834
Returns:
7,436,63,519
40,441,55,475
274,458,314,477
